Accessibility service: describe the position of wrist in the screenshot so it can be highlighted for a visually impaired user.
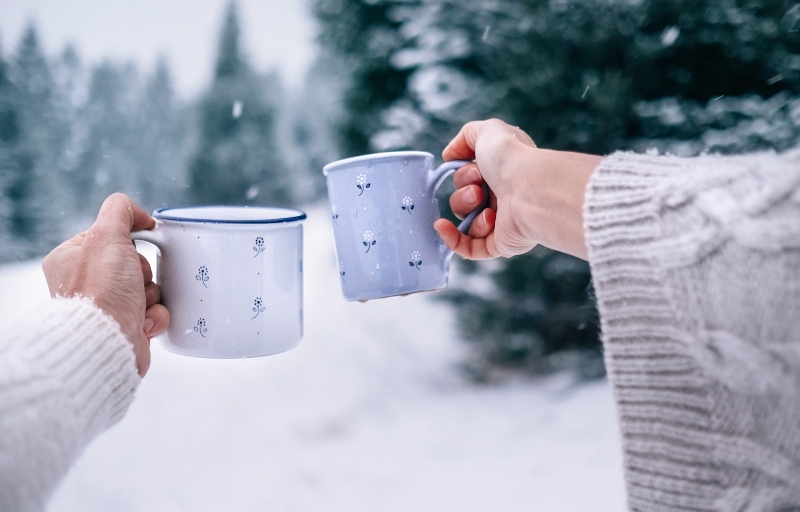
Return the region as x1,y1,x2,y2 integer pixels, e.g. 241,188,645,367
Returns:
515,148,602,260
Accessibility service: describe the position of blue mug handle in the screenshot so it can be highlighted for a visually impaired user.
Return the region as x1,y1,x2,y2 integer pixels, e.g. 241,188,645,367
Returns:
428,160,491,235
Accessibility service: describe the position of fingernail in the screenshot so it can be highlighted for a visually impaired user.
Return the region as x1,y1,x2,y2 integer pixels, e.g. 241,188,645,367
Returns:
466,166,481,183
143,318,155,334
463,187,477,205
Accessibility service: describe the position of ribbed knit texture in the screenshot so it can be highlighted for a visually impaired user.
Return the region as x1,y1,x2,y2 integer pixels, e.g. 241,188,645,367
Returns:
0,297,140,512
585,148,800,511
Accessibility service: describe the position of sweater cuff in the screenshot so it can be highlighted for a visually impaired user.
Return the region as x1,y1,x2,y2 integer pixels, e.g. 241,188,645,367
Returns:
10,296,141,436
583,152,723,509
582,150,688,371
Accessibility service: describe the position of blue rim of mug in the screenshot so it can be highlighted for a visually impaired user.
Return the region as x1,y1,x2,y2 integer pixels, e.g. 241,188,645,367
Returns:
152,206,307,224
322,151,433,175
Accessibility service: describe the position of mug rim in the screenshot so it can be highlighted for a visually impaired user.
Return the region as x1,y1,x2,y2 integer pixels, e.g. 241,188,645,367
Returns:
152,205,307,225
322,151,433,175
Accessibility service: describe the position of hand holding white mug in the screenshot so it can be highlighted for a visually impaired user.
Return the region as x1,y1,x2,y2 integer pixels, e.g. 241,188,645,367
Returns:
433,119,604,261
42,193,170,376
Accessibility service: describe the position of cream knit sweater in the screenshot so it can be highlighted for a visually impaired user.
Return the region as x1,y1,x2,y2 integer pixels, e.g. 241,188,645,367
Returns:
585,148,800,510
0,297,140,512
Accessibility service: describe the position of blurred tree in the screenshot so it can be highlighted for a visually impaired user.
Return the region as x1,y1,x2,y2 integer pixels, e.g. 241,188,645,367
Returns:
50,45,88,218
1,25,63,261
188,1,292,206
73,61,140,214
287,55,347,203
0,41,28,260
314,0,800,380
313,0,410,154
132,58,190,211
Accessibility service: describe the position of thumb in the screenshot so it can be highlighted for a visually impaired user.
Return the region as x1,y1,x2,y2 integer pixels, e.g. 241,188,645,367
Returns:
93,193,155,237
443,120,487,161
132,331,151,377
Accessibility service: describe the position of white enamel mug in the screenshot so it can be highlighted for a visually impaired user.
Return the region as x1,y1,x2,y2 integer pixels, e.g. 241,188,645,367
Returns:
132,206,305,359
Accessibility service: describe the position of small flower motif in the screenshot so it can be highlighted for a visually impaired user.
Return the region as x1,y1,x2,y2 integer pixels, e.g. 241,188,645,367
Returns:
356,173,371,195
401,196,415,214
194,318,207,337
196,266,209,288
253,236,265,257
251,297,266,319
362,230,377,253
409,251,422,270
331,205,339,225
339,261,346,281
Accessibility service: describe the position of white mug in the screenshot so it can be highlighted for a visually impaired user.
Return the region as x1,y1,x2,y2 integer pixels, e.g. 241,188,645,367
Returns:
132,206,305,359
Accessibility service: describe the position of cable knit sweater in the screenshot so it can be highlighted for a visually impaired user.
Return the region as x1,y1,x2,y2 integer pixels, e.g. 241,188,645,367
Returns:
0,297,140,512
584,148,800,511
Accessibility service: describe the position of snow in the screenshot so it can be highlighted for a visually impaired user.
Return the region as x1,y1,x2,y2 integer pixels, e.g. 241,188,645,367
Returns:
1,204,626,511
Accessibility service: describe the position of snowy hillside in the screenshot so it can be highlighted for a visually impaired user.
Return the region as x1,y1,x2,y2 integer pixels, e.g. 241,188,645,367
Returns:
0,203,626,512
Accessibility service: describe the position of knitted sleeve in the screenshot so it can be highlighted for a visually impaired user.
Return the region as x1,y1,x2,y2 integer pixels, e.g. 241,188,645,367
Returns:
584,148,800,511
0,297,140,512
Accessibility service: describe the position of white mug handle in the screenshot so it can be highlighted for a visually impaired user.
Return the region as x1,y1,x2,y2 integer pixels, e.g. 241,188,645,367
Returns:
131,222,165,285
427,159,491,235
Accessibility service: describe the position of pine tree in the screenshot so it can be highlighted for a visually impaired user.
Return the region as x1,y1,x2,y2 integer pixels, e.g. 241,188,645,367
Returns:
73,60,141,214
287,56,344,204
2,25,63,259
0,40,29,260
188,1,291,206
313,0,411,154
50,44,88,220
132,58,189,210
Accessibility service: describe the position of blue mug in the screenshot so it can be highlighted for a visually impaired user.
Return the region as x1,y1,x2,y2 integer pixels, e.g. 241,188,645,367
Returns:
323,151,488,301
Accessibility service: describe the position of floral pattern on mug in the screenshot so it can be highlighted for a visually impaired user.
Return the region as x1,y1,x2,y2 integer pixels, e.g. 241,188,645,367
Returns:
331,205,339,225
194,318,207,337
363,230,377,253
401,196,415,214
409,251,422,270
339,261,346,281
196,266,209,288
251,297,266,319
253,236,265,257
356,174,371,195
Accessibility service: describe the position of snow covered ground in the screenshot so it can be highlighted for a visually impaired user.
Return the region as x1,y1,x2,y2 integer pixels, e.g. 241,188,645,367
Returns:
0,204,626,512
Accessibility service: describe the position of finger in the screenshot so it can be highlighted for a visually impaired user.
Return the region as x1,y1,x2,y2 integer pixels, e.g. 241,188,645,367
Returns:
93,193,155,236
442,120,486,161
467,208,496,239
452,163,483,189
144,282,161,309
449,184,485,219
433,219,499,260
144,303,170,339
139,253,153,284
